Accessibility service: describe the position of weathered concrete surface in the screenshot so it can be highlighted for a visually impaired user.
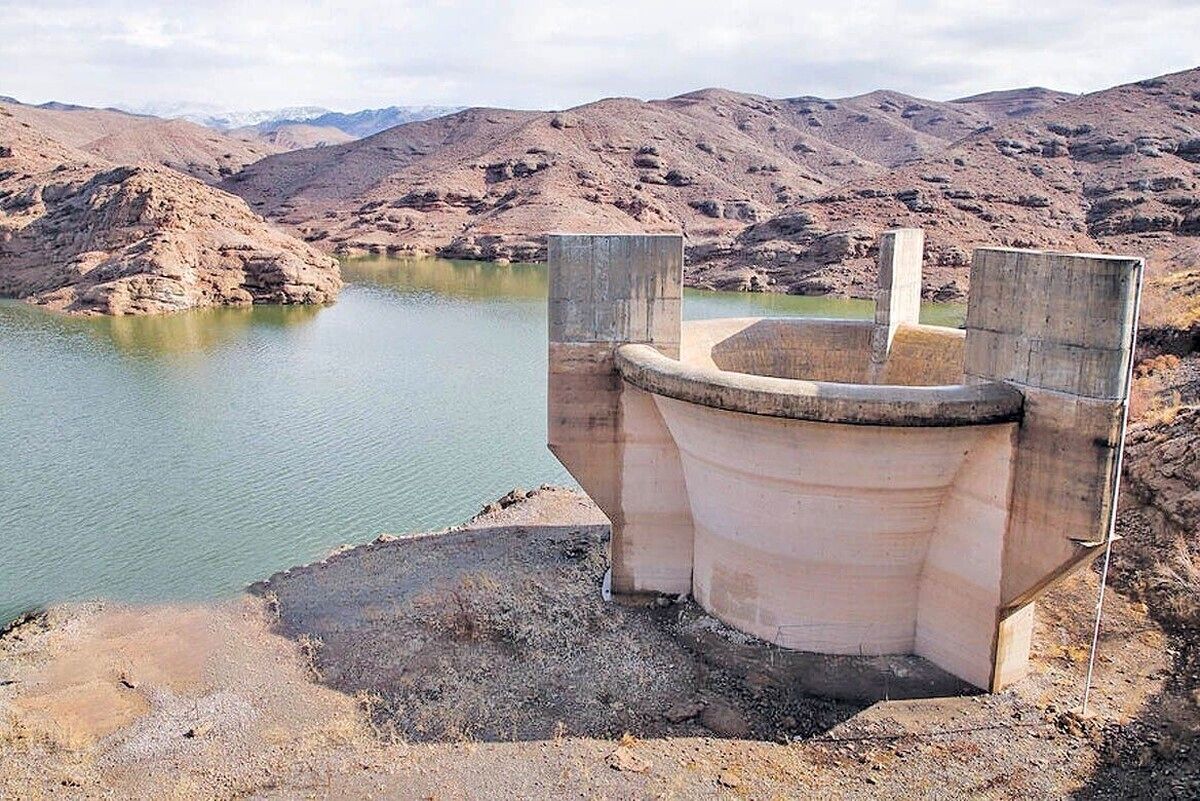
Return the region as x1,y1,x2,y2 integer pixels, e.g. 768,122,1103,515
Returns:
964,249,1142,611
547,233,692,593
916,423,1020,688
547,231,1142,693
874,229,924,342
881,323,964,386
653,394,1015,662
870,228,924,379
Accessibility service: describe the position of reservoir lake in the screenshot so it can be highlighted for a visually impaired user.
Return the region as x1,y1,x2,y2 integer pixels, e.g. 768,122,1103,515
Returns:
0,258,964,623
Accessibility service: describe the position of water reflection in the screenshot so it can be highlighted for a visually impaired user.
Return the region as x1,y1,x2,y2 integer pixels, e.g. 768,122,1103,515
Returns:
96,303,325,356
343,257,548,300
0,298,327,361
683,286,964,327
344,256,966,326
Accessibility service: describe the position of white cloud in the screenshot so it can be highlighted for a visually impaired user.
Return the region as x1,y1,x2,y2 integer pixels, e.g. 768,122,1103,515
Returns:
109,15,175,49
0,0,1197,111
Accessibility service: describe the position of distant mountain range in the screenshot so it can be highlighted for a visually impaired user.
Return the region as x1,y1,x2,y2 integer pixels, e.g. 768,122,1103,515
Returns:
219,68,1199,335
0,95,284,181
5,71,1199,335
117,102,464,139
119,102,331,129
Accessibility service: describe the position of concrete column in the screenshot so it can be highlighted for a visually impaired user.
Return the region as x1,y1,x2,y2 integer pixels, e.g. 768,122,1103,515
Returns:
547,234,682,358
870,229,924,376
963,247,1142,689
547,234,694,595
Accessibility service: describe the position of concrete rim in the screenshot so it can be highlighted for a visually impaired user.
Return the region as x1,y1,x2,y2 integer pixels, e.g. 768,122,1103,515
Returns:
615,343,1024,427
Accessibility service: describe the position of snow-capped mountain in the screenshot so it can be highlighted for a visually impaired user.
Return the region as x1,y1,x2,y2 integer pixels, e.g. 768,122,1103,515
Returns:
114,102,464,139
271,106,464,138
116,102,331,129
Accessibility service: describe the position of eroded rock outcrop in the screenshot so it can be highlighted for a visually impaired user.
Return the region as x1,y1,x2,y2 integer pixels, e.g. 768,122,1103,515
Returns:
0,106,340,315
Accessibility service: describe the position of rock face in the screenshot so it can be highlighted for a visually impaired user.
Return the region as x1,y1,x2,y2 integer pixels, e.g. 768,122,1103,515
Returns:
0,105,341,315
692,67,1200,307
1125,406,1200,536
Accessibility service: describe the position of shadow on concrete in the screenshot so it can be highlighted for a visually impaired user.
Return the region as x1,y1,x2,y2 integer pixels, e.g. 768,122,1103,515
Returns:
250,520,977,744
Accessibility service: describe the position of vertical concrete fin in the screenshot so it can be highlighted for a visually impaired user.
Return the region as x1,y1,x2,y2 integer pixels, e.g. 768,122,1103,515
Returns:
964,248,1143,612
547,234,693,595
915,422,1018,690
870,229,925,373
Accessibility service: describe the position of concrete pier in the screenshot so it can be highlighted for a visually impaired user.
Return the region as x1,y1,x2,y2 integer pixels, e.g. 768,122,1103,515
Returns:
547,234,692,594
547,232,1142,692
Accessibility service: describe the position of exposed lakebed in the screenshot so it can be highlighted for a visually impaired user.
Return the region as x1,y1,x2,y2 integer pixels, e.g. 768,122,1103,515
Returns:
0,258,963,623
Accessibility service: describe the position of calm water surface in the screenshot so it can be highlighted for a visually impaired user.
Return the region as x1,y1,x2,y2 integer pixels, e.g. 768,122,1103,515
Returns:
0,259,963,622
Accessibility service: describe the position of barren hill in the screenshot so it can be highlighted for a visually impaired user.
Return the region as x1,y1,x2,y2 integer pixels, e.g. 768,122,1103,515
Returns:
231,122,355,150
0,99,282,182
219,71,1199,333
223,85,1020,262
218,83,1112,268
949,87,1078,122
774,88,993,166
692,67,1200,325
0,105,341,315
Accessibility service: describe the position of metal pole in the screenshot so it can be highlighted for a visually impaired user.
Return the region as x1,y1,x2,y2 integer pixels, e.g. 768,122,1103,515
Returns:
1081,259,1144,717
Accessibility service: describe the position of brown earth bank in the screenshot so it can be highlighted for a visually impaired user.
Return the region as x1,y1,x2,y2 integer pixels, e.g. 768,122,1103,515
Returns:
2,486,1196,799
0,103,341,315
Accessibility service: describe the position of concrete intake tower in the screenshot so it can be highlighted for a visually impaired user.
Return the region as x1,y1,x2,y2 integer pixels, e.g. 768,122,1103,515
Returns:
547,231,1141,692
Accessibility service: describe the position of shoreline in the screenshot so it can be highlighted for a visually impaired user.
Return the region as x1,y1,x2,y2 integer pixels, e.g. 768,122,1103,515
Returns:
3,485,1193,798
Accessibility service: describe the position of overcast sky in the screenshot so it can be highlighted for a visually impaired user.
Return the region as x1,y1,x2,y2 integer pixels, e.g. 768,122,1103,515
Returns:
2,0,1198,113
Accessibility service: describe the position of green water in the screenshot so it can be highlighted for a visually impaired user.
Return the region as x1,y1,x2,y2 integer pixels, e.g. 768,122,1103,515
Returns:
0,258,963,623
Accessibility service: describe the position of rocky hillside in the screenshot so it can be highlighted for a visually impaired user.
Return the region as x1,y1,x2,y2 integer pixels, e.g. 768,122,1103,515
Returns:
949,87,1077,122
218,70,1199,338
0,105,341,315
1126,404,1200,541
222,87,1044,262
692,68,1200,315
0,98,282,182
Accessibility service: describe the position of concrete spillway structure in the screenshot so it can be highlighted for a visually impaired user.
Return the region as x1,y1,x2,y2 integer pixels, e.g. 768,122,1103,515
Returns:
547,231,1142,691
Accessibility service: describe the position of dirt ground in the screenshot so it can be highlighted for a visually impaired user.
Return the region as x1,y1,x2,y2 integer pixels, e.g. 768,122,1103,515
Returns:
1,486,1195,799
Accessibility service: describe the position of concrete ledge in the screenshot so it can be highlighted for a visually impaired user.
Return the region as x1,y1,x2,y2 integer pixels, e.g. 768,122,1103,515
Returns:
615,343,1024,427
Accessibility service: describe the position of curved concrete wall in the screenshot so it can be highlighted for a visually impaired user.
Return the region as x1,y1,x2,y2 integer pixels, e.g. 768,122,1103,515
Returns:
548,231,1143,694
617,343,1023,427
679,317,965,386
654,395,1014,659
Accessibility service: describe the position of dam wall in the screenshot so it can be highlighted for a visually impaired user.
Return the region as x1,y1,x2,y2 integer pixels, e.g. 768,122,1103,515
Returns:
547,231,1142,691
